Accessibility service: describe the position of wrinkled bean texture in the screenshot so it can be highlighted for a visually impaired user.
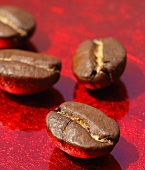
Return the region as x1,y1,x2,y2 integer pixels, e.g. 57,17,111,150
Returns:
46,101,120,158
0,49,61,95
0,5,35,48
72,37,126,89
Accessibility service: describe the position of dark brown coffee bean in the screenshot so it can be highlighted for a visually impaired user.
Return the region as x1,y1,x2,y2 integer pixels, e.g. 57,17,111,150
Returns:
0,6,35,48
46,101,120,158
0,49,61,95
72,37,126,89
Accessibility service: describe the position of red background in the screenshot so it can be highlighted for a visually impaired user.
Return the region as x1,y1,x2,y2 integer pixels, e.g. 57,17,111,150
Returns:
0,0,145,169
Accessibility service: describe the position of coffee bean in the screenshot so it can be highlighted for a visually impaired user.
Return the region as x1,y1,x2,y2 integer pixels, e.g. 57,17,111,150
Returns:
0,49,61,95
0,6,35,48
46,101,120,158
72,37,126,89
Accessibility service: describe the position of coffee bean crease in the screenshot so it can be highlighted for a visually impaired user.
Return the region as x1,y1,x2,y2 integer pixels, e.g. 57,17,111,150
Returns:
56,108,113,144
93,39,113,81
0,11,27,36
0,57,57,72
93,39,104,73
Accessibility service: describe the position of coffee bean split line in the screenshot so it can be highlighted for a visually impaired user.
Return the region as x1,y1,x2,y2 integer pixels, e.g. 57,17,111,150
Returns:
0,57,58,72
55,107,113,144
93,40,113,81
0,12,27,36
93,39,104,73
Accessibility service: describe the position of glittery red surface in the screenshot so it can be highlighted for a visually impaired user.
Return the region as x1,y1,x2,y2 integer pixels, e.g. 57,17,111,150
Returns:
0,0,145,169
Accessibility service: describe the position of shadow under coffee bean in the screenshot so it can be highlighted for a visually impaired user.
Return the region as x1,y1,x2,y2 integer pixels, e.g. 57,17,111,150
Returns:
49,147,122,170
0,87,64,131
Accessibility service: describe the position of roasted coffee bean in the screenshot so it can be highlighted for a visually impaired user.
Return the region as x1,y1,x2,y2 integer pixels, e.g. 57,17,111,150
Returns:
0,6,35,48
72,37,126,89
0,49,61,95
46,101,120,158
